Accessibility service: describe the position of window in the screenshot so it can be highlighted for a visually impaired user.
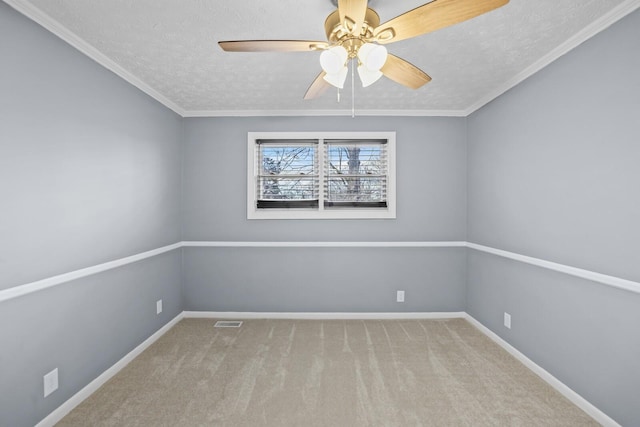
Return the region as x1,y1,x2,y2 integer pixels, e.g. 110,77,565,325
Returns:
248,132,395,219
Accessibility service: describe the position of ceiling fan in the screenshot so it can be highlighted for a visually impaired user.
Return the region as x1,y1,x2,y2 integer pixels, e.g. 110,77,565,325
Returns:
219,0,509,100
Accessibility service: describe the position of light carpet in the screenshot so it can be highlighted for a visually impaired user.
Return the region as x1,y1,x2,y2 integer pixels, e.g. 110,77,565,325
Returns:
57,318,597,426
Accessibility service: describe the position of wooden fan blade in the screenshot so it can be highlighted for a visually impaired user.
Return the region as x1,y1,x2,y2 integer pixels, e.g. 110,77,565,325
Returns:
338,0,368,34
373,0,509,44
304,71,332,100
381,54,432,89
218,40,328,52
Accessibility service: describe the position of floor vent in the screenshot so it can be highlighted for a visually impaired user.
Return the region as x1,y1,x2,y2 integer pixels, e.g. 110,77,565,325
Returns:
214,320,243,328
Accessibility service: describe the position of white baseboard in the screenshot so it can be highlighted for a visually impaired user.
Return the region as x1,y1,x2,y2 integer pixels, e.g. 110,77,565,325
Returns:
34,311,617,427
183,311,466,320
464,314,620,427
35,312,184,427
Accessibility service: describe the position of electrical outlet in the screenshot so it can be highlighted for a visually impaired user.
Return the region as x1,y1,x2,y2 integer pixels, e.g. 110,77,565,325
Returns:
156,299,163,314
504,312,511,329
396,290,405,303
44,368,58,397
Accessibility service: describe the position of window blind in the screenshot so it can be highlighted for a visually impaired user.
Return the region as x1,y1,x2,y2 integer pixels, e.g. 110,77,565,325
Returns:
256,139,319,209
323,139,388,208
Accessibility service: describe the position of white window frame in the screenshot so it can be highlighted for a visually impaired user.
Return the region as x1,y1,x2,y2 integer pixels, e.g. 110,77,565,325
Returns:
247,131,396,220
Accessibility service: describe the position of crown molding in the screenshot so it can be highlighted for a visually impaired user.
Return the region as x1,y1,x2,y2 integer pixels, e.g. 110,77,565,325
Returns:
6,0,639,118
3,0,188,117
464,0,640,116
183,109,468,118
183,241,466,247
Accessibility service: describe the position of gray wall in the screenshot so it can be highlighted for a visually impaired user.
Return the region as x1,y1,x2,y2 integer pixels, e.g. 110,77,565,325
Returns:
0,4,183,426
183,247,466,312
183,116,467,242
0,251,182,427
467,10,640,426
3,0,638,425
0,5,182,289
182,116,468,312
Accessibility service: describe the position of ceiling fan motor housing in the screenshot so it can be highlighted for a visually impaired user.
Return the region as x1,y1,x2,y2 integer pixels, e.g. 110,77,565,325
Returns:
324,8,381,57
331,0,377,7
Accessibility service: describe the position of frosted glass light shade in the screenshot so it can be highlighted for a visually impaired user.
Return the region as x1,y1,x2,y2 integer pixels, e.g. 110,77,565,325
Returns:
320,46,348,74
323,66,349,89
357,43,388,71
357,65,383,87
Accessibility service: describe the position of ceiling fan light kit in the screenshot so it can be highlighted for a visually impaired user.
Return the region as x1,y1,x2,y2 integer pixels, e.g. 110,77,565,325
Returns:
357,65,383,88
320,45,349,75
219,0,509,99
320,45,349,88
323,65,350,89
319,42,387,89
358,43,388,71
355,42,388,87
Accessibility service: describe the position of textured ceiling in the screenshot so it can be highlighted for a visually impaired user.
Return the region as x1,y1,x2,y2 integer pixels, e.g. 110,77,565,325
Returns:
7,0,638,115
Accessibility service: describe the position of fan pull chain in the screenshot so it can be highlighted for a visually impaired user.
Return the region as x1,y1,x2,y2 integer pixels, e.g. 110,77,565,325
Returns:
337,87,341,103
351,58,355,118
